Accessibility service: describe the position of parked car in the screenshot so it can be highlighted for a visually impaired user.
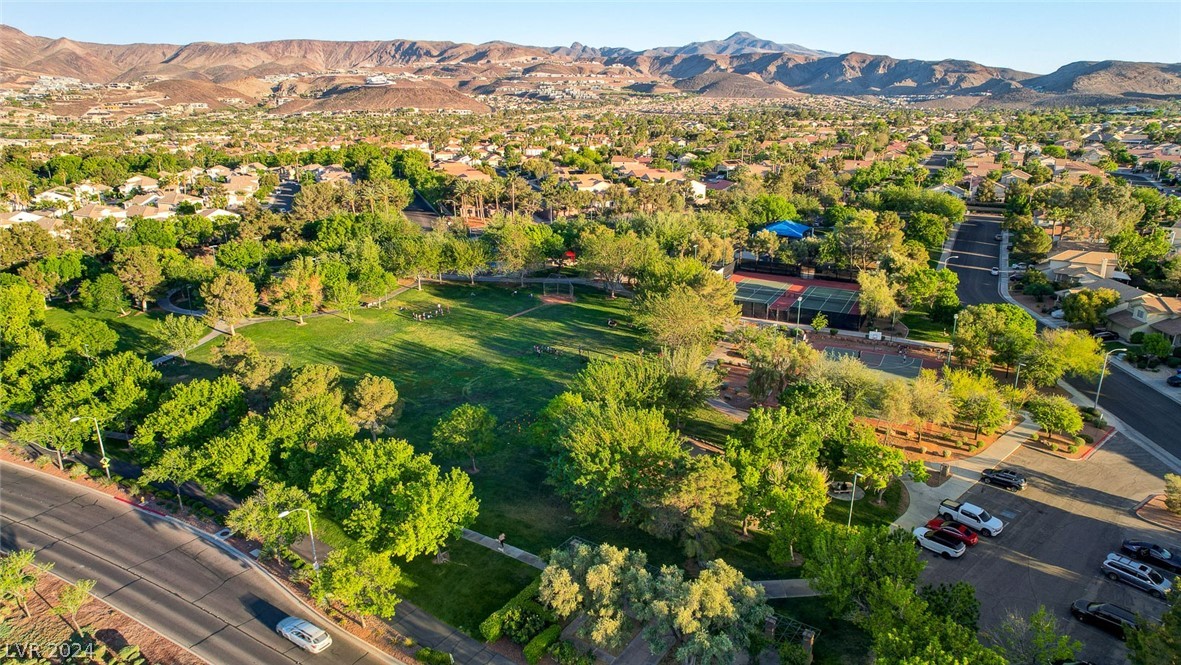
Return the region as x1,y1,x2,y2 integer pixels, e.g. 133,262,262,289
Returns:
1091,329,1119,342
913,526,967,559
1101,553,1173,598
1167,374,1181,387
994,233,1003,241
925,517,979,546
1051,309,1065,319
1011,262,1028,271
939,499,1005,536
1070,600,1138,640
981,468,1027,491
1120,540,1181,574
990,267,1001,276
277,617,333,653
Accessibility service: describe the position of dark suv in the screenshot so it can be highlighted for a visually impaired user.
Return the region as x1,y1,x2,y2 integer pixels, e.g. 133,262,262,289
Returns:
1070,600,1138,640
980,468,1026,491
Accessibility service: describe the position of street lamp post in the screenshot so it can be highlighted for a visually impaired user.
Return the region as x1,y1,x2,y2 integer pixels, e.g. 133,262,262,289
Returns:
1014,362,1025,388
847,472,863,528
278,508,319,571
69,416,109,480
1094,348,1128,409
939,255,961,270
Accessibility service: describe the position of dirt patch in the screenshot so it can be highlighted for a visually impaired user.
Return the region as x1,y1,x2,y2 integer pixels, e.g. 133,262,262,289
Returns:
864,417,1014,465
1136,494,1181,533
1021,423,1112,460
2,571,204,664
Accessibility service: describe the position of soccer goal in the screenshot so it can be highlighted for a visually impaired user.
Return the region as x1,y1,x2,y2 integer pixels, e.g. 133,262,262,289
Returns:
541,279,575,303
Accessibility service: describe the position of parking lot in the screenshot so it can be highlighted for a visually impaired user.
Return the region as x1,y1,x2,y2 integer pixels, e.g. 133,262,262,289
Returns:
919,433,1175,664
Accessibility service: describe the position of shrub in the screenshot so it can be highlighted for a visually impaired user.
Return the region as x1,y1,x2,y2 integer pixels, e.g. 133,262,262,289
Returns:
1080,434,1094,444
1167,357,1181,369
88,468,103,479
524,625,562,665
1029,433,1039,443
1147,357,1161,369
1130,331,1146,344
1173,347,1181,359
68,464,90,480
549,641,595,665
1165,474,1181,516
481,578,543,643
1049,442,1058,452
1068,444,1080,454
941,449,950,458
829,328,838,336
918,446,927,455
1073,436,1085,446
415,647,454,665
502,604,547,644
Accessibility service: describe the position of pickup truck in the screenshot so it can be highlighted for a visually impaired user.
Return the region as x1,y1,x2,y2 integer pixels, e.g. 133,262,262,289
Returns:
939,499,1004,537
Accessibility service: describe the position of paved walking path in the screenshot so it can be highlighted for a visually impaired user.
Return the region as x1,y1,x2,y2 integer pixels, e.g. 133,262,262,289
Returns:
892,417,1034,530
461,529,547,569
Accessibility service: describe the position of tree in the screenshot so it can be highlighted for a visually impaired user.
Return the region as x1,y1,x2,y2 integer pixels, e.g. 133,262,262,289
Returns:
643,455,741,560
919,582,980,631
201,271,256,335
113,245,164,312
639,560,772,665
1026,395,1084,441
804,524,926,617
909,369,953,446
858,270,902,324
634,284,738,351
863,577,1004,664
132,375,246,459
0,549,54,618
141,446,201,510
952,303,1038,369
349,374,400,440
58,318,118,363
152,313,206,362
1024,329,1104,387
1061,288,1120,328
1165,473,1181,516
549,402,684,522
310,545,402,629
539,543,651,650
431,403,497,472
79,273,129,315
988,606,1081,665
211,334,284,397
1127,591,1181,665
445,236,490,285
261,257,323,325
765,463,830,563
810,312,828,332
227,480,316,560
1142,332,1173,359
578,226,655,295
809,354,882,417
946,369,1010,440
740,329,820,404
53,578,97,633
203,414,273,491
309,437,479,559
876,379,914,444
842,424,925,502
324,275,361,322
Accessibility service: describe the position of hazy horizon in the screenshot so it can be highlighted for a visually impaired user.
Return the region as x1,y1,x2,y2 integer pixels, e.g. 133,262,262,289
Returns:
4,1,1180,74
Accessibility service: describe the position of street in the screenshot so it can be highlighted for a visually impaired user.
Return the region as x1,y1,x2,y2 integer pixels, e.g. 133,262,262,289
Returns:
0,462,391,665
949,213,1181,460
271,181,300,212
920,435,1173,664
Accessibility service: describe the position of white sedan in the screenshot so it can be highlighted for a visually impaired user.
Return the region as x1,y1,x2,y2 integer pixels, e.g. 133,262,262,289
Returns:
277,616,333,653
913,526,967,559
990,267,1001,276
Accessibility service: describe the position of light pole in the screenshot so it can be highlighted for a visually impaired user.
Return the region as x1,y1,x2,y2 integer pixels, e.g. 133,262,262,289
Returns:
939,255,961,270
847,472,863,528
1014,362,1025,388
278,508,319,571
1094,348,1127,409
69,416,109,480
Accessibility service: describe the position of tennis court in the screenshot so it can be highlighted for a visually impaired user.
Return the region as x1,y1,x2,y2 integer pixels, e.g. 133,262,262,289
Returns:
735,281,788,306
788,285,860,315
823,347,924,379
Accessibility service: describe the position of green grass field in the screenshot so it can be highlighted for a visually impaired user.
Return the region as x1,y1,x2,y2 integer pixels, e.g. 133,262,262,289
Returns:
43,303,168,357
899,311,952,344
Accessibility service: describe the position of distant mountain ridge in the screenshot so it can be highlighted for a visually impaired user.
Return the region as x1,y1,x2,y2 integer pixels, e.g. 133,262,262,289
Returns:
1,25,1178,110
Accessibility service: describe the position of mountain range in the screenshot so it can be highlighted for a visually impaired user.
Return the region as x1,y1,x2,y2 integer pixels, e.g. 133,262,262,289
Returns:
2,26,1179,112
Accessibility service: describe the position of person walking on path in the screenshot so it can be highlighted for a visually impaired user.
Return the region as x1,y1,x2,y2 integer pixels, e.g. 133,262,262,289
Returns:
497,533,506,551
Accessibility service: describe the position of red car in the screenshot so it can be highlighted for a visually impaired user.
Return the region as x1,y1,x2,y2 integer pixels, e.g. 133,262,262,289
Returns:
926,518,979,546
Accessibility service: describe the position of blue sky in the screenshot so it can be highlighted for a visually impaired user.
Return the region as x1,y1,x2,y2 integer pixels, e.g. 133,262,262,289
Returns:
4,1,1179,73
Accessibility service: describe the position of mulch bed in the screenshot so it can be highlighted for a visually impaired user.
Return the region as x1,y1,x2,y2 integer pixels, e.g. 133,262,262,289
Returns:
1135,494,1181,533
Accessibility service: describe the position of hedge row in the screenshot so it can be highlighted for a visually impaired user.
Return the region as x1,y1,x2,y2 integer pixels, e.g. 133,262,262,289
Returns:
524,625,562,665
480,578,544,643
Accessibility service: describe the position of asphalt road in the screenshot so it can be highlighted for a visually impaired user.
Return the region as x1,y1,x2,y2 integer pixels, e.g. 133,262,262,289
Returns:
0,462,390,665
920,434,1173,664
949,214,1181,460
271,181,300,212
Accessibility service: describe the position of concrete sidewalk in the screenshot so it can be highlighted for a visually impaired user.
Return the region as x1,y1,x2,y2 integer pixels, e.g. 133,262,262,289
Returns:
754,578,819,599
461,529,546,569
893,417,1034,530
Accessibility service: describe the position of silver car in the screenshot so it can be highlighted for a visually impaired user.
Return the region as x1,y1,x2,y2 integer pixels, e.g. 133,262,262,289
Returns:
1101,553,1172,599
277,616,333,653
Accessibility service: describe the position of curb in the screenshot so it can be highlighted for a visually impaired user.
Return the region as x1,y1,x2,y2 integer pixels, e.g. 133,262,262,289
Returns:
1,460,411,665
1110,357,1181,407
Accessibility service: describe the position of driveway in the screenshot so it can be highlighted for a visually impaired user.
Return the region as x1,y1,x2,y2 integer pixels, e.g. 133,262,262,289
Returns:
0,462,394,665
918,434,1174,664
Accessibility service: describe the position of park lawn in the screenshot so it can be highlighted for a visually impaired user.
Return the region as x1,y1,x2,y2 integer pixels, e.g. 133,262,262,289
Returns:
899,311,951,344
823,479,905,530
679,404,740,447
42,302,169,357
769,597,871,665
396,539,540,637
